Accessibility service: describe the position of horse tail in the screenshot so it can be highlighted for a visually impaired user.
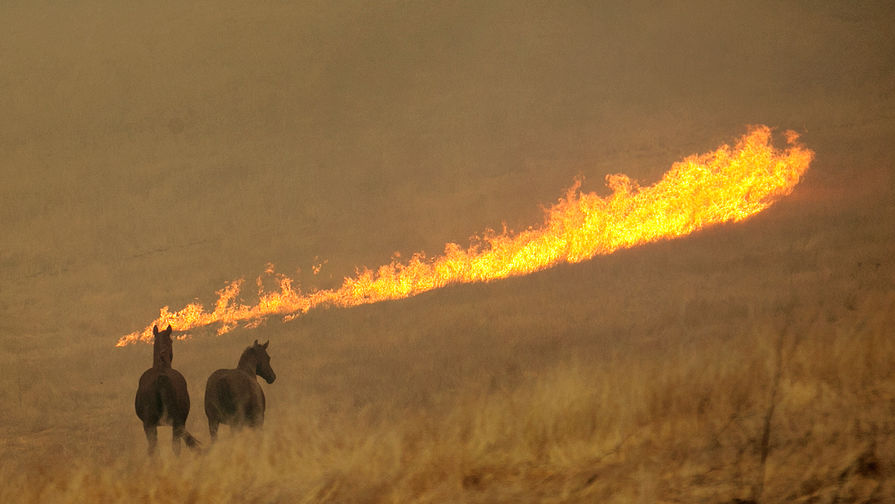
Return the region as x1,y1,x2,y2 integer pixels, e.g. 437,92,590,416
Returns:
157,374,202,451
156,374,179,415
181,431,202,451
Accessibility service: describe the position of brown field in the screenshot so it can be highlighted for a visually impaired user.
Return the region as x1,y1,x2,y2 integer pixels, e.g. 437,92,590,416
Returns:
1,1,893,503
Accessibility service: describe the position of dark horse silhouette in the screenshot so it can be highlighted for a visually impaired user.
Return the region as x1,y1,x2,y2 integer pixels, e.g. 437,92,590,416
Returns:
204,340,276,440
134,325,200,454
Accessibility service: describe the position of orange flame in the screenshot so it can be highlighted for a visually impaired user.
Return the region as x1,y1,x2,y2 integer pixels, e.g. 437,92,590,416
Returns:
116,126,813,346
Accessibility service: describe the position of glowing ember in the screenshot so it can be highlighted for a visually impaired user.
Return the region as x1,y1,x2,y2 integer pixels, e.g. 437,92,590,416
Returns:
117,126,813,346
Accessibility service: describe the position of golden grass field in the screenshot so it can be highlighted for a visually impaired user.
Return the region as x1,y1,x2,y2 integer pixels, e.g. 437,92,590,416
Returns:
1,1,893,503
2,193,892,503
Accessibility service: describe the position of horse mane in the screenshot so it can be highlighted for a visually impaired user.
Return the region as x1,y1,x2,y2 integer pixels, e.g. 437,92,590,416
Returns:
236,341,271,375
237,345,258,371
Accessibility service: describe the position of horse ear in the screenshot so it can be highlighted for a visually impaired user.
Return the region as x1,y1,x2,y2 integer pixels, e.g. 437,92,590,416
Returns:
253,339,259,347
153,325,159,336
261,340,269,349
163,325,173,336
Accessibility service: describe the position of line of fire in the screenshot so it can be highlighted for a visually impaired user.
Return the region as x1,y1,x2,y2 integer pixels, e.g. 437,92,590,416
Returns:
117,125,814,347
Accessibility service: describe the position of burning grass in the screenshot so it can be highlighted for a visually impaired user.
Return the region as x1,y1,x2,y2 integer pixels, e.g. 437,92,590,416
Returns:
117,126,814,346
3,289,893,503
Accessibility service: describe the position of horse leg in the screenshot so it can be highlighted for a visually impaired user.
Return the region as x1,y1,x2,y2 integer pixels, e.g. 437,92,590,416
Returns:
248,410,264,429
244,398,264,429
172,423,185,456
143,422,158,455
208,417,219,442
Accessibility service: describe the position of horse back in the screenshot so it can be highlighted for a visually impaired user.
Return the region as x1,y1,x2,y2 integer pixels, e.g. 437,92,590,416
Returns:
135,368,191,425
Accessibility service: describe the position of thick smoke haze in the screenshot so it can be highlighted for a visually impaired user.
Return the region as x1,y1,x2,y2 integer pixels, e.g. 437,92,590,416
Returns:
3,1,891,337
0,1,893,497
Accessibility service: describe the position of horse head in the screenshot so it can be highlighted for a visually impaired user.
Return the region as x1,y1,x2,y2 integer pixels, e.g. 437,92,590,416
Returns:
152,324,174,368
252,339,276,384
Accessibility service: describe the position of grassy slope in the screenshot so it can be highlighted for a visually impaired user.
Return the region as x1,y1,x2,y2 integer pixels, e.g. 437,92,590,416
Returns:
1,191,893,503
3,298,894,503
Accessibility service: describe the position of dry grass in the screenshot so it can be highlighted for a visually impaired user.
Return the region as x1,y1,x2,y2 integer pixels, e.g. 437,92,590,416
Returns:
2,284,892,503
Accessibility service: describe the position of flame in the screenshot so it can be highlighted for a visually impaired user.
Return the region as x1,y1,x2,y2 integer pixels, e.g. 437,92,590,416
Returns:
117,126,813,346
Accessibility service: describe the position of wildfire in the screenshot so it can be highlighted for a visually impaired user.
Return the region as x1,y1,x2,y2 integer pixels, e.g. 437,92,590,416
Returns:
116,126,813,346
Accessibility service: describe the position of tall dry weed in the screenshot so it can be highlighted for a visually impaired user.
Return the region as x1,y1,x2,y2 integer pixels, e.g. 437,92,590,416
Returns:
2,290,893,503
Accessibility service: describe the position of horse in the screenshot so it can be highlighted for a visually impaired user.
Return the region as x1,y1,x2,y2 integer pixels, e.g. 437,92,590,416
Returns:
134,325,200,454
204,339,276,441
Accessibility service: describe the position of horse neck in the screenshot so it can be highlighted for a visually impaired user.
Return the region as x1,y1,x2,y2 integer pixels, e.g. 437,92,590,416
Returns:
237,349,257,375
153,353,171,369
153,343,172,369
